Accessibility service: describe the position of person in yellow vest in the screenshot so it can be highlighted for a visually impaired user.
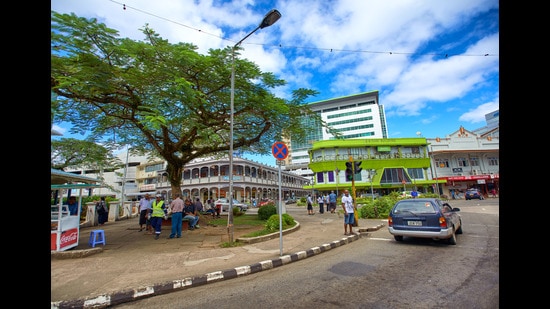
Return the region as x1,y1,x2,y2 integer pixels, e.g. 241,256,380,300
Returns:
150,194,168,240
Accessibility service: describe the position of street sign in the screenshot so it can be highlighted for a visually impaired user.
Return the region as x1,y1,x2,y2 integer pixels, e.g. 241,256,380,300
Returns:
272,142,289,160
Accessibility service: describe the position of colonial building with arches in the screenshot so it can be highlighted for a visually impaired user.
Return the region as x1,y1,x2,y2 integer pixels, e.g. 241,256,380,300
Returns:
138,156,310,203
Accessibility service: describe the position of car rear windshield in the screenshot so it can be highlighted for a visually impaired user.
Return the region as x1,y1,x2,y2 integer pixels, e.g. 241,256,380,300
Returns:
393,201,437,214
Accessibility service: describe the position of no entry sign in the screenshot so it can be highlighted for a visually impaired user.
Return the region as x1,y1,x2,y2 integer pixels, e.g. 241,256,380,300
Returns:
272,142,288,160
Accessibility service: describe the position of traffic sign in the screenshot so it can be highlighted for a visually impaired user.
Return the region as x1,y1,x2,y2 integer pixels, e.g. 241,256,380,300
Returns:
272,142,289,160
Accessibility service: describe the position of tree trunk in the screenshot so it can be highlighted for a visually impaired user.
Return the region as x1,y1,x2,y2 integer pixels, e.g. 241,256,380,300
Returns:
167,162,184,199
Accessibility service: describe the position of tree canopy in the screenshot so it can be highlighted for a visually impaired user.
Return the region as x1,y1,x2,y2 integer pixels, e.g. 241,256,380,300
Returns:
51,11,325,195
51,138,121,172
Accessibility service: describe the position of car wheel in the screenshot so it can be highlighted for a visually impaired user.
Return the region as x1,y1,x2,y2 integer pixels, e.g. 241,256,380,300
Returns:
447,230,457,245
456,220,463,234
394,235,403,241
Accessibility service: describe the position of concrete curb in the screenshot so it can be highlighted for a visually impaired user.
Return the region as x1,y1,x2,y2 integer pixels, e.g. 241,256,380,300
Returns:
51,222,385,309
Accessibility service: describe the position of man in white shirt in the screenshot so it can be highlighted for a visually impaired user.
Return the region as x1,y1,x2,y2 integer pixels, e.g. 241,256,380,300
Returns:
341,190,354,235
138,194,153,232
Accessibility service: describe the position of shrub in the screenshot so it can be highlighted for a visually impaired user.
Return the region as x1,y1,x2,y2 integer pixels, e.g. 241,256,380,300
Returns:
282,213,295,226
265,213,296,232
233,206,244,216
358,195,397,219
257,204,277,220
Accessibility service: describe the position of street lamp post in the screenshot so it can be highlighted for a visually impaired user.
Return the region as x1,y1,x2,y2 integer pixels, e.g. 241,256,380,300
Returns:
369,169,376,202
228,9,281,243
311,176,315,197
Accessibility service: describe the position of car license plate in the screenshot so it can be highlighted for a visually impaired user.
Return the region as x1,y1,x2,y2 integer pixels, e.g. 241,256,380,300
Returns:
407,221,422,226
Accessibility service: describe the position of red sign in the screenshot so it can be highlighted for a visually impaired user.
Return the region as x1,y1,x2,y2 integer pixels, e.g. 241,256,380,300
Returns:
271,142,289,160
437,174,499,181
57,228,79,250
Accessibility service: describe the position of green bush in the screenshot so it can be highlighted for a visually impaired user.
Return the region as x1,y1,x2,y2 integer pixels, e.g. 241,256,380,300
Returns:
233,206,245,216
282,213,295,226
358,195,397,219
257,204,277,220
265,213,296,232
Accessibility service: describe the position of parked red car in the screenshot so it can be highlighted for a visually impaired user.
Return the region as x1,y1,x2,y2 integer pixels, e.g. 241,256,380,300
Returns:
259,198,274,207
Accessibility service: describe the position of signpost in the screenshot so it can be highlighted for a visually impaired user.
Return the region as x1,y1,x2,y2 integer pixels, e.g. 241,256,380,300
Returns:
271,141,288,256
347,155,360,227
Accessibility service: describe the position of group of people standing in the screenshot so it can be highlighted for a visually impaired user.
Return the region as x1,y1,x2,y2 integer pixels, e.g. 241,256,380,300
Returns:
306,190,356,235
138,193,202,240
307,191,339,215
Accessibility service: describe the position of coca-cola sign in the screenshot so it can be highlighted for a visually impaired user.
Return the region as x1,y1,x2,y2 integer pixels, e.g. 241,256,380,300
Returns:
59,228,79,249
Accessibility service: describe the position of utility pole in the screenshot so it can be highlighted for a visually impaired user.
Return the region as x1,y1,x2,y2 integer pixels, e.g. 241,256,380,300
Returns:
347,154,362,227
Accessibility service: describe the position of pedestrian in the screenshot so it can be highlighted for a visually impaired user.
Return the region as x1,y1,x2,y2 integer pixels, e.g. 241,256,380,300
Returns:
317,195,324,214
306,194,314,215
96,197,109,225
411,189,418,199
324,194,329,212
213,199,221,218
66,196,79,216
150,194,168,240
209,199,220,218
138,194,152,232
183,197,200,230
328,191,337,213
491,188,497,198
205,199,215,216
168,193,184,239
195,198,204,213
341,190,355,235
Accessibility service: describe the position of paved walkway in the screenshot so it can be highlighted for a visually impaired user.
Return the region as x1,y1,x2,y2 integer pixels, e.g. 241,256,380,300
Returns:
51,205,386,308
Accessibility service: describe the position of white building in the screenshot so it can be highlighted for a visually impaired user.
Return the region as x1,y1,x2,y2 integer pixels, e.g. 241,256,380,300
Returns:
427,109,499,197
284,91,387,177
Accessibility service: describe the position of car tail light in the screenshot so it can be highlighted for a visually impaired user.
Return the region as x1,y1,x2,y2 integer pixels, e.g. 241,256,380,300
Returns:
388,216,393,227
439,216,447,228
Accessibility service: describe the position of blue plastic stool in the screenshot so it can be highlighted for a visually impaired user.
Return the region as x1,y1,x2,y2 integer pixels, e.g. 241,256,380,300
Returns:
88,230,106,247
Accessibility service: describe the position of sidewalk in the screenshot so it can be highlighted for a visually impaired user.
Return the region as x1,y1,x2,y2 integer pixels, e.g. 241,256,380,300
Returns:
51,205,386,308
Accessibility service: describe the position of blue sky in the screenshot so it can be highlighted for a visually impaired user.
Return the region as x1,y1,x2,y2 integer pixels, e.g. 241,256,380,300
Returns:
51,0,499,167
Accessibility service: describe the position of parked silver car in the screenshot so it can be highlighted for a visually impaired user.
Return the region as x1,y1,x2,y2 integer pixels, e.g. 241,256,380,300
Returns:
214,198,248,212
388,198,463,245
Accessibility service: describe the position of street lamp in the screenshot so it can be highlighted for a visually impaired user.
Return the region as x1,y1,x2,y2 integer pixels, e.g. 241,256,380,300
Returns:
228,9,281,243
369,169,377,202
311,175,315,197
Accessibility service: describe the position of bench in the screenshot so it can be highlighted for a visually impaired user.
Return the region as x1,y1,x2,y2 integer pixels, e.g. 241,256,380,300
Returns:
162,216,192,229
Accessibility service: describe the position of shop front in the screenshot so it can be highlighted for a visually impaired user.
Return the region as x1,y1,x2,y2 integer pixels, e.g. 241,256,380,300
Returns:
437,173,499,198
51,169,102,252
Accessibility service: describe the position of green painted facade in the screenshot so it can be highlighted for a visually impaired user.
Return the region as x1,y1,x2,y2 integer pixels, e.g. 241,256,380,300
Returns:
306,138,446,194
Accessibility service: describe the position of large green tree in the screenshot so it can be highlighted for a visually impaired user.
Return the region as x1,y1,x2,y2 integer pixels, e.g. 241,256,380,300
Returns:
51,138,121,172
51,11,327,196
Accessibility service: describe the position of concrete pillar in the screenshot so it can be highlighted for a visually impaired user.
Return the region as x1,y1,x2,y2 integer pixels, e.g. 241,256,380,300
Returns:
108,201,119,222
84,202,98,227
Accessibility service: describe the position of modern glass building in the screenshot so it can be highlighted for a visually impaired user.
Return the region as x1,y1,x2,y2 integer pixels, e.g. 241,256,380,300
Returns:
284,91,387,178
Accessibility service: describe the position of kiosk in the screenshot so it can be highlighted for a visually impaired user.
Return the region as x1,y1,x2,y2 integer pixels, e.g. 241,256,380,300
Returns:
51,168,102,252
